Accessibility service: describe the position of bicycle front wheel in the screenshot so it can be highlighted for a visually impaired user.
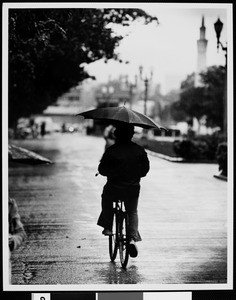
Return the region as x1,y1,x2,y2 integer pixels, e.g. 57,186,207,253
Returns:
109,212,118,262
118,212,129,269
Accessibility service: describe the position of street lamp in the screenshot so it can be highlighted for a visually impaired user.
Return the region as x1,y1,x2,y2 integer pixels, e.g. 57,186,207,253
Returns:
139,66,153,138
125,75,137,109
214,17,227,64
139,66,153,115
214,17,227,137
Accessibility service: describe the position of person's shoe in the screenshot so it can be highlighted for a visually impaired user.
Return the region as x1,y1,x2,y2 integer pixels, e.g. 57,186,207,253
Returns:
129,239,138,257
102,229,113,236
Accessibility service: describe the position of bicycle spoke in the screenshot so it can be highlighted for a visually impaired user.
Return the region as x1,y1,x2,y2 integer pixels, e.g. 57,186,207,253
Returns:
109,211,118,261
118,212,129,268
108,201,130,268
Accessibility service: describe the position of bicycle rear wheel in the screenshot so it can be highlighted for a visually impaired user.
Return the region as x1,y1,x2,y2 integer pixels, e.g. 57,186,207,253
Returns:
118,212,129,268
109,212,118,261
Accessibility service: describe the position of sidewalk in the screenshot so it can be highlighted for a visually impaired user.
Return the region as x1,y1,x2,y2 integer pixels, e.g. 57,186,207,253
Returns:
8,133,229,288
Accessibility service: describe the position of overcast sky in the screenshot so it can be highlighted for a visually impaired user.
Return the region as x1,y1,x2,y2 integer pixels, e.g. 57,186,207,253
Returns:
84,3,230,94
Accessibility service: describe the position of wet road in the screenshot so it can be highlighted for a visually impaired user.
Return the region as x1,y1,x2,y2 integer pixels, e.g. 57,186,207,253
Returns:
8,133,228,289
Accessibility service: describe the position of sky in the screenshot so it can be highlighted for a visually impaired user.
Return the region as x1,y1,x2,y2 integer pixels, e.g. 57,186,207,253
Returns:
84,3,230,94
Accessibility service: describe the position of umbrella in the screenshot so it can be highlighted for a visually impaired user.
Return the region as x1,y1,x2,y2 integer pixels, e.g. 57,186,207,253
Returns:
77,106,166,130
8,144,52,165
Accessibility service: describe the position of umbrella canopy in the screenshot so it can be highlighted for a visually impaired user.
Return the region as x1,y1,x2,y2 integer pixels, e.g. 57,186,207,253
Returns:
8,144,52,165
77,106,166,130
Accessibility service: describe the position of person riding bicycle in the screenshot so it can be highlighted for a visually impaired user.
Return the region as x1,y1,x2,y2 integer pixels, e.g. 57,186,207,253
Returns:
97,123,150,257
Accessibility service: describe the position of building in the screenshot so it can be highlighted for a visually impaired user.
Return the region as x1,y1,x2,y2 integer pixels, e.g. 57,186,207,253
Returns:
34,85,87,132
94,75,138,108
195,16,208,86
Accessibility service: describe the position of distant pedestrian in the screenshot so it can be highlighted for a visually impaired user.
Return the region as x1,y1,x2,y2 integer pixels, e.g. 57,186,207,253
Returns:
97,123,150,258
103,125,116,150
61,123,66,133
29,118,35,138
30,119,38,139
40,121,46,137
34,123,39,138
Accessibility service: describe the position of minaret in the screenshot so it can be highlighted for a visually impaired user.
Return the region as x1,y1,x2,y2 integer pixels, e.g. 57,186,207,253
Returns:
196,16,208,85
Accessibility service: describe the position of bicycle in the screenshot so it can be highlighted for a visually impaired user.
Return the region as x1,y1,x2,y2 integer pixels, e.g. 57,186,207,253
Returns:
109,199,130,269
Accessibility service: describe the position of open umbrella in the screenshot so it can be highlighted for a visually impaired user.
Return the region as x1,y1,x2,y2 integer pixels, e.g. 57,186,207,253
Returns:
77,106,166,130
8,144,52,165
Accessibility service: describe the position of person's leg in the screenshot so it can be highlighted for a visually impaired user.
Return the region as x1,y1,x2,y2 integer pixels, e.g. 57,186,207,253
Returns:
123,192,140,258
97,184,115,231
123,188,142,242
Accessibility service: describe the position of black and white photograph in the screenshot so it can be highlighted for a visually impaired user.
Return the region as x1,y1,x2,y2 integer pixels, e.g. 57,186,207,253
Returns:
2,1,233,295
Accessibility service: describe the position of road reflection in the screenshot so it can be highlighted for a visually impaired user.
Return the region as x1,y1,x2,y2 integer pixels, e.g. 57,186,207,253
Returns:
98,261,144,284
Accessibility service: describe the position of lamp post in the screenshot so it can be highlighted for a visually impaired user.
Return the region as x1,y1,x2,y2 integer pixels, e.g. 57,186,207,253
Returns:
139,66,153,137
139,66,153,115
125,75,137,109
214,17,227,137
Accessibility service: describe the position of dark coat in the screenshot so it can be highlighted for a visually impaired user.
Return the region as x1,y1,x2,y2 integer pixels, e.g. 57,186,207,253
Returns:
98,140,150,187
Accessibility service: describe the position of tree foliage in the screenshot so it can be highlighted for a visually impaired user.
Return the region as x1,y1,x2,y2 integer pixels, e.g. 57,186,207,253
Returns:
8,8,158,126
200,65,226,128
170,66,225,129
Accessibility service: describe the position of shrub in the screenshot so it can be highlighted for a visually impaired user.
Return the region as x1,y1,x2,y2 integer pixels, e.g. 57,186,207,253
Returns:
173,140,206,160
173,134,222,161
216,142,227,176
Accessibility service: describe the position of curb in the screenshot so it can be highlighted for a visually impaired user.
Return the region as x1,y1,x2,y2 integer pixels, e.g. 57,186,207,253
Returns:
146,150,185,162
146,150,217,164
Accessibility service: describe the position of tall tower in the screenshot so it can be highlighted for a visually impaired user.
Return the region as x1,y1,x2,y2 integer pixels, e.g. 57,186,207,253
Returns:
196,16,208,85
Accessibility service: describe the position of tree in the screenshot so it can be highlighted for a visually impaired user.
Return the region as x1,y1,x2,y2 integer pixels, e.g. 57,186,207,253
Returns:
8,9,158,127
170,73,205,123
161,89,181,124
200,65,225,128
170,66,225,129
